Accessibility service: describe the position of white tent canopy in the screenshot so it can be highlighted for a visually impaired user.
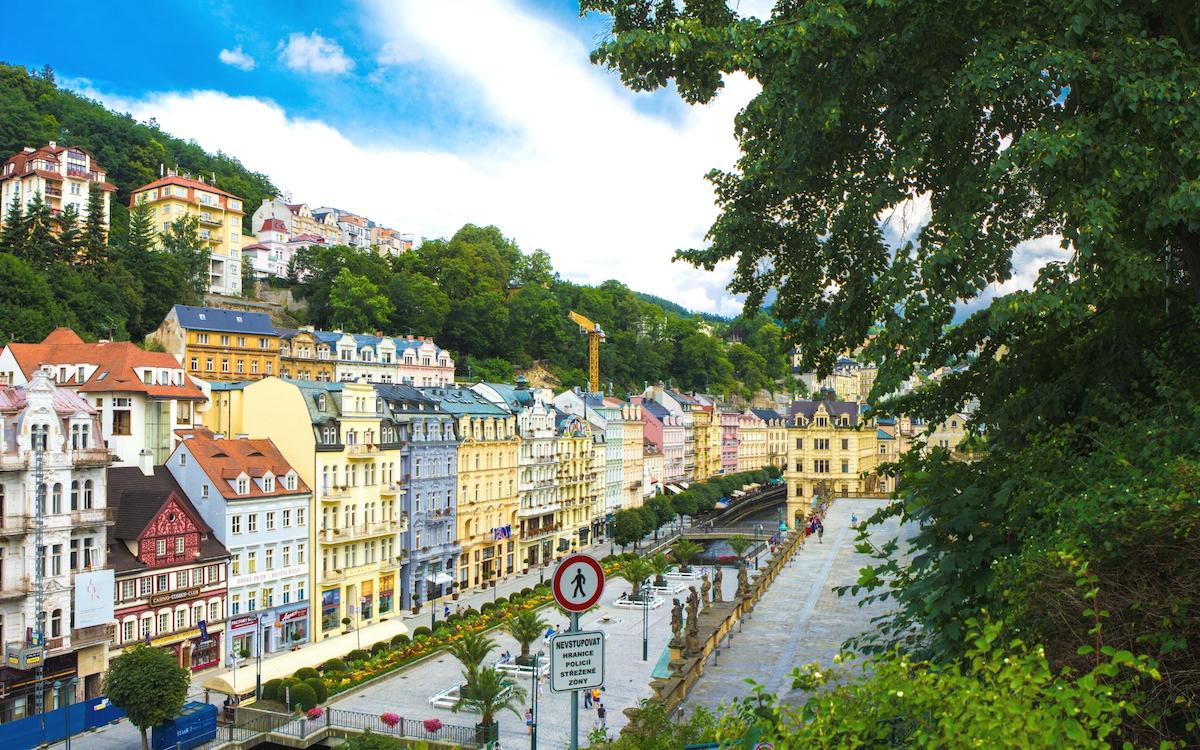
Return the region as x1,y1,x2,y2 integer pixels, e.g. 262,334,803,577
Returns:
202,617,408,697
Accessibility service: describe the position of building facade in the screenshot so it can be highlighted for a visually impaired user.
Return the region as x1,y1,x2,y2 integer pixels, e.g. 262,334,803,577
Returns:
278,328,337,382
0,328,206,466
639,400,685,482
752,409,788,471
736,410,768,472
783,400,880,525
151,305,280,383
643,440,664,498
615,399,644,509
166,431,311,663
554,410,596,552
130,173,245,296
251,197,341,246
718,406,741,474
0,373,112,716
0,142,115,233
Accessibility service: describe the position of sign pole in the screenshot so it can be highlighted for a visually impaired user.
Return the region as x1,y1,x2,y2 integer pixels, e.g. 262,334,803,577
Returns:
569,611,580,750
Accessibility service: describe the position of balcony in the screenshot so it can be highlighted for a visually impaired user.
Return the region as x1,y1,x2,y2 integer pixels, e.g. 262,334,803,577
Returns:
520,523,560,540
321,559,397,586
347,444,381,458
70,623,114,649
0,454,28,471
379,483,406,497
320,486,350,501
72,507,114,527
0,517,29,538
198,214,222,226
0,577,30,601
44,185,62,197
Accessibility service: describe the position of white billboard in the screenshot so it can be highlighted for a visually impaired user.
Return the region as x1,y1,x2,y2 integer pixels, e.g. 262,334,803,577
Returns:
74,569,115,629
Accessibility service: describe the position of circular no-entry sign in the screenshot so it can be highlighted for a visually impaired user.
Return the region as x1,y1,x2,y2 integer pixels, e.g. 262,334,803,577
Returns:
552,554,605,612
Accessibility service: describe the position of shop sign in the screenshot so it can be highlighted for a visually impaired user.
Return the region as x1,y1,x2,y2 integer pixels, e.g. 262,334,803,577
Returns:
229,615,259,631
152,628,199,647
279,607,308,623
149,587,201,606
230,564,307,589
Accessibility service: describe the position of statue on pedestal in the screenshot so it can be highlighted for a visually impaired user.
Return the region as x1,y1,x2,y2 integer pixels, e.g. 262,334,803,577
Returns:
684,587,701,657
669,598,684,648
712,566,723,603
736,565,750,598
701,573,712,612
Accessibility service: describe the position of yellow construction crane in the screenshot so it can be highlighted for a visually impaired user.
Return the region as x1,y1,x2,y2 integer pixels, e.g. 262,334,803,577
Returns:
568,310,606,393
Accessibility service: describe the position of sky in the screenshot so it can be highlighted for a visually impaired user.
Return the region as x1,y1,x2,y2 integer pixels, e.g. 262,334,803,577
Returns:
1,0,784,317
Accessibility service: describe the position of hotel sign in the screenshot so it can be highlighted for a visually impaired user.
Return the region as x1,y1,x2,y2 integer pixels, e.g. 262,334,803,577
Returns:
149,587,201,606
230,565,307,589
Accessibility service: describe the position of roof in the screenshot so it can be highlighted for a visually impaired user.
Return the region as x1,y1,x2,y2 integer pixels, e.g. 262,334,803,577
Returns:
288,233,328,244
292,380,344,423
5,333,205,400
374,383,439,409
421,386,511,417
2,143,107,181
259,218,287,233
751,408,783,422
172,305,276,336
664,389,700,406
475,382,535,410
641,401,671,420
182,432,310,500
877,429,895,440
787,399,860,426
0,380,97,414
131,174,243,205
108,466,211,541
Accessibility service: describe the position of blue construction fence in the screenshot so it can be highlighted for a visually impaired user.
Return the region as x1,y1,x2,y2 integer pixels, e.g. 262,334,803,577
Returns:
0,696,126,749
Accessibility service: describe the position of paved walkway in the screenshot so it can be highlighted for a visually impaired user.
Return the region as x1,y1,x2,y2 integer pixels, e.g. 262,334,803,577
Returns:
682,498,905,710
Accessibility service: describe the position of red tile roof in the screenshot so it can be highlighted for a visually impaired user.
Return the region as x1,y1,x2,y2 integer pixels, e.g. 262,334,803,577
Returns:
259,218,287,233
3,328,206,400
181,431,310,500
1,144,107,182
130,175,244,206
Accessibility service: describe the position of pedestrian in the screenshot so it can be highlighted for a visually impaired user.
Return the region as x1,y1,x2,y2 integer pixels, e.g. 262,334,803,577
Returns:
526,708,533,734
591,687,601,706
537,674,545,698
596,703,607,729
851,514,857,528
444,605,450,619
583,688,593,708
817,521,824,543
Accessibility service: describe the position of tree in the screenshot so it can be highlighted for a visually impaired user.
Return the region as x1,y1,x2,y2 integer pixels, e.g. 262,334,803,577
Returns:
22,191,54,269
241,259,256,299
104,644,189,750
328,268,393,332
610,509,643,549
615,558,653,601
54,203,82,264
386,270,449,337
726,536,752,568
451,666,526,733
0,192,26,256
446,631,496,688
81,188,108,266
160,214,207,301
503,610,548,665
647,552,673,588
670,539,702,574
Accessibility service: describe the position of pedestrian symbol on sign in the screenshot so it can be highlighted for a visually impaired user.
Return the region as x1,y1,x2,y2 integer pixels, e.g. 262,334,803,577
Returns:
571,568,587,597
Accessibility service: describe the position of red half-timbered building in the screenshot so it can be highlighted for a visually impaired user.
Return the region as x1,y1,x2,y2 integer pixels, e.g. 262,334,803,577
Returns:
107,466,229,672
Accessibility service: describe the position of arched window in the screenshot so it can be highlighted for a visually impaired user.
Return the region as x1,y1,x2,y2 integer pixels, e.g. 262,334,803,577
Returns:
70,481,80,511
51,483,62,514
83,479,94,509
50,609,62,637
30,424,48,451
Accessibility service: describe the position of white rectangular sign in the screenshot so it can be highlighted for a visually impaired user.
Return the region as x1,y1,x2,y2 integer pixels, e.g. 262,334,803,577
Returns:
549,630,605,693
73,569,115,629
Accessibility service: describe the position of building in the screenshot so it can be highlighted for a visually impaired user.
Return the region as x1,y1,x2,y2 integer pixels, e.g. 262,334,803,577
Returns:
0,372,113,716
277,328,337,382
370,227,413,256
691,401,719,481
251,198,341,247
473,381,557,570
613,398,644,509
717,404,741,474
736,410,768,472
646,386,699,480
423,386,518,591
643,440,664,498
107,465,229,674
166,431,311,663
130,173,245,296
298,381,407,639
394,336,455,387
0,142,115,233
150,305,280,383
376,385,458,608
752,408,788,470
639,399,685,482
554,409,597,553
794,356,879,403
783,400,880,526
926,413,970,454
0,328,207,465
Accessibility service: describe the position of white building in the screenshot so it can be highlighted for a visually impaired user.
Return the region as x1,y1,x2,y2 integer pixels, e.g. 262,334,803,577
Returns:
166,430,311,663
0,370,113,714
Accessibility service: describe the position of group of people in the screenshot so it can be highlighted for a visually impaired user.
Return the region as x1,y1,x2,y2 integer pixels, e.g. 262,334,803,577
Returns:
805,512,825,542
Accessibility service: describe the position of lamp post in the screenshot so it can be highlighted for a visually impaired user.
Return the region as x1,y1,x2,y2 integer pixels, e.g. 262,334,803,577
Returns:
530,651,541,750
641,579,650,662
255,615,263,700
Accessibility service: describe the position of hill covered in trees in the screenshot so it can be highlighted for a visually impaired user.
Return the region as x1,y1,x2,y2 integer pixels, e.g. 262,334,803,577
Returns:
0,63,790,396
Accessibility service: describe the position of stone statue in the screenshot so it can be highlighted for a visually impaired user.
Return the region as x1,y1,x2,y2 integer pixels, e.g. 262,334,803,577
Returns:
712,566,723,603
669,598,684,647
700,573,712,612
686,586,700,635
736,565,750,598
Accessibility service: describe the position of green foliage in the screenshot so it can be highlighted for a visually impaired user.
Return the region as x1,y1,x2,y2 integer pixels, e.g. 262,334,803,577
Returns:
329,268,393,332
304,677,329,703
346,649,370,664
615,558,653,600
337,731,405,750
294,667,320,681
261,679,283,701
412,626,432,638
451,666,526,726
479,602,496,614
590,699,716,750
370,641,389,655
670,539,703,573
390,634,410,647
493,596,508,607
319,658,346,673
503,609,548,658
287,682,318,711
726,536,753,563
611,508,644,548
446,631,497,686
103,644,190,748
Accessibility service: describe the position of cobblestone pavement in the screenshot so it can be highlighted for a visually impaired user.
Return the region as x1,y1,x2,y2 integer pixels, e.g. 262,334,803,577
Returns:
682,498,906,712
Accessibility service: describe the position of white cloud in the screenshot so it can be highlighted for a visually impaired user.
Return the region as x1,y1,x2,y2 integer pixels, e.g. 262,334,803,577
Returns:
376,39,420,66
277,32,354,75
218,46,256,72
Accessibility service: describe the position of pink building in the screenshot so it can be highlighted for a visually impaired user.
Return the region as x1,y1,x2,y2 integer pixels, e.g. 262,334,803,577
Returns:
638,398,685,482
719,406,740,474
395,335,455,387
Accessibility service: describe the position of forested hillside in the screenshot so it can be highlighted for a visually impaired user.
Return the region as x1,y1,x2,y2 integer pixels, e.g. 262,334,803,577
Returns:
0,63,790,396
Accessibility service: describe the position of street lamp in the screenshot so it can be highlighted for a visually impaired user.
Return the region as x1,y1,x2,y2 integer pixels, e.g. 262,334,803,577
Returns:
530,651,541,750
255,615,264,700
641,579,650,662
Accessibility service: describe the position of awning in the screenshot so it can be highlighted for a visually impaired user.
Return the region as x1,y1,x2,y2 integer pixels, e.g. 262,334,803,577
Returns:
425,572,454,586
732,490,746,497
201,617,409,697
714,500,730,509
666,484,683,494
678,481,690,489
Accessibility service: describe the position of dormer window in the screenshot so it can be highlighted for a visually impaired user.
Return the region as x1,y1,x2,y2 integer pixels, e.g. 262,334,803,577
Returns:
237,477,249,495
263,474,275,492
30,424,49,451
317,394,326,410
284,473,296,490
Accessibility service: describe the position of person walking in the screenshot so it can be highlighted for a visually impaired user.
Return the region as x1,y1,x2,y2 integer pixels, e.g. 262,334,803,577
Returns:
591,687,601,707
583,688,593,708
596,703,607,729
526,708,534,735
817,520,825,543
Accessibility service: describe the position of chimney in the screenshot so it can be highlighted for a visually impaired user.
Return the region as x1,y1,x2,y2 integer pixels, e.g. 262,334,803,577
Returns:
48,141,56,149
138,449,154,477
22,147,34,153
235,433,249,440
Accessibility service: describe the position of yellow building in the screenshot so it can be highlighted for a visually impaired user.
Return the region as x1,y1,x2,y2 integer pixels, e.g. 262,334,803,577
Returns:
151,305,281,383
753,409,789,471
554,411,596,554
783,400,879,526
736,410,768,472
279,328,337,382
427,387,519,590
609,398,645,509
694,399,724,479
690,407,715,481
131,173,245,296
201,377,409,641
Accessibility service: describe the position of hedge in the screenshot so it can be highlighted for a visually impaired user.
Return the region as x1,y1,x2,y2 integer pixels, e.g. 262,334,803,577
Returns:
494,596,508,608
346,649,370,663
464,607,479,618
320,658,346,673
288,682,318,711
295,667,320,681
480,602,496,613
390,634,410,647
412,626,432,638
371,641,389,655
305,677,329,702
261,679,283,701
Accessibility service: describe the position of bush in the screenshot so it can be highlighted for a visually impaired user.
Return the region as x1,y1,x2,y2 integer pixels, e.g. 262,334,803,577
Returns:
295,667,320,681
494,596,508,608
261,679,283,701
346,649,370,663
288,682,318,711
463,607,479,618
445,613,461,625
412,626,432,639
305,677,329,702
370,641,389,655
480,602,496,613
521,587,533,597
320,658,346,673
390,633,410,647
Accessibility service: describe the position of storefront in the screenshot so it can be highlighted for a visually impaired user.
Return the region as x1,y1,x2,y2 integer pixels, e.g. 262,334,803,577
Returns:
378,575,395,617
360,580,374,621
152,625,221,673
320,589,341,635
227,616,259,665
276,605,310,649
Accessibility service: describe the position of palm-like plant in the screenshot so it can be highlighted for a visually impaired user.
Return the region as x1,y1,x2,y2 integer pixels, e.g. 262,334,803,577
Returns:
446,631,496,688
503,609,547,665
671,539,703,573
647,552,672,588
616,557,653,601
452,666,526,729
727,536,753,567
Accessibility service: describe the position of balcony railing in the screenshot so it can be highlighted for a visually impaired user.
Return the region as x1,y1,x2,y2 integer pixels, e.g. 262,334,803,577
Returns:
70,623,114,649
321,559,397,586
321,486,350,501
0,517,29,537
0,577,31,601
44,186,62,197
72,507,114,526
379,483,405,496
347,444,381,458
198,214,222,226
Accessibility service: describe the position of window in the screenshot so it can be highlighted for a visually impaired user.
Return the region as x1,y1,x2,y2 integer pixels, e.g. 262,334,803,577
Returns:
282,583,291,604
265,547,274,570
120,580,135,601
263,587,274,608
51,483,62,514
247,591,257,612
221,335,230,346
251,360,259,374
841,438,849,451
231,555,240,576
51,544,62,576
237,477,249,495
197,333,209,344
297,542,305,564
206,358,214,372
283,509,291,527
813,459,830,473
190,357,198,370
264,475,275,493
248,513,257,532
237,336,246,348
231,593,240,616
247,550,257,573
141,617,152,639
175,571,188,588
296,508,305,527
816,417,828,427
201,483,209,498
158,612,169,633
236,360,244,374
841,461,850,473
156,539,166,557
222,359,230,373
49,609,62,638
231,515,242,534
122,620,135,642
814,439,830,451
209,600,220,622
140,577,152,596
